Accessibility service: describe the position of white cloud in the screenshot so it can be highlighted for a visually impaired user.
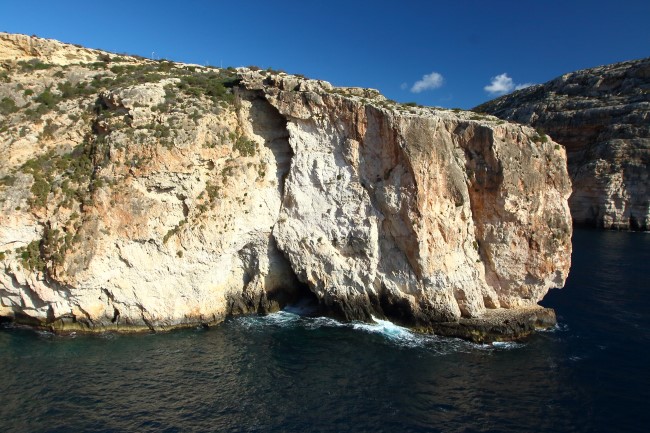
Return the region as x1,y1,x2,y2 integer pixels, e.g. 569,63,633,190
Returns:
484,73,514,95
410,72,444,93
484,73,534,95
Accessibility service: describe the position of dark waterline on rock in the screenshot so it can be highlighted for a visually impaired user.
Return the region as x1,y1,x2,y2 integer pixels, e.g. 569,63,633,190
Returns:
1,228,648,433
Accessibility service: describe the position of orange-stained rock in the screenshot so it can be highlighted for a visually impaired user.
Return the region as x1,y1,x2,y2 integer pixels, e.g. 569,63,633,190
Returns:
0,33,572,339
476,57,650,231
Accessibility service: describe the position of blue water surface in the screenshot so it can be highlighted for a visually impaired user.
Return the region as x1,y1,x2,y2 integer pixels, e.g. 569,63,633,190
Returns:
0,228,648,433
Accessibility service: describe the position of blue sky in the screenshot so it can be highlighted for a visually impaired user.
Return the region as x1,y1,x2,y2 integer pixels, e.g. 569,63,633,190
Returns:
2,1,648,109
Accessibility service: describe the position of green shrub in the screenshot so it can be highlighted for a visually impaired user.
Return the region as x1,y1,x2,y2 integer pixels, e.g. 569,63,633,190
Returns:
206,182,220,201
532,128,549,144
233,135,256,157
89,61,108,70
110,65,127,75
18,59,52,72
221,166,234,180
30,176,51,208
0,97,18,115
20,136,103,210
0,175,16,187
41,120,58,139
156,61,174,72
20,239,45,272
35,87,60,109
57,80,95,99
43,227,66,266
175,70,238,104
163,219,186,243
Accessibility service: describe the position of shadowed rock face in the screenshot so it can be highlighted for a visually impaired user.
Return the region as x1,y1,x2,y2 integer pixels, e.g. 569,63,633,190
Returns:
0,33,572,341
475,57,650,231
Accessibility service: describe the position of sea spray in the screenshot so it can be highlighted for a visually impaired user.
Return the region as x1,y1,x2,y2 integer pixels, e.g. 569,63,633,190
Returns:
235,311,523,352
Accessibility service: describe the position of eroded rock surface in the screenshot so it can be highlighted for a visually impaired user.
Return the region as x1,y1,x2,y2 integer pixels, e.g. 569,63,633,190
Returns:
476,57,650,230
0,33,572,340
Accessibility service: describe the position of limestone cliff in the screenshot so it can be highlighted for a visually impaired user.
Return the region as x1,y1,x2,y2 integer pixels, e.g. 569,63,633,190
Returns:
476,58,650,231
0,33,571,341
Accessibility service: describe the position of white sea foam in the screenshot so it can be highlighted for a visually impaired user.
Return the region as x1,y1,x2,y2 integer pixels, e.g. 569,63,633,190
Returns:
264,310,300,325
491,341,525,349
245,310,302,329
304,316,345,330
351,316,437,348
352,316,411,337
236,311,526,352
540,322,569,333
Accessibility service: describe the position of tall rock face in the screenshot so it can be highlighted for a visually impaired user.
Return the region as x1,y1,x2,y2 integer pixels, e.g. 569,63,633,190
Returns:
0,33,571,341
475,58,650,231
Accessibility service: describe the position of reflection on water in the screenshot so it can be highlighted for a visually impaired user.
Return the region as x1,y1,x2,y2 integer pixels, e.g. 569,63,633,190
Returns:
0,228,648,433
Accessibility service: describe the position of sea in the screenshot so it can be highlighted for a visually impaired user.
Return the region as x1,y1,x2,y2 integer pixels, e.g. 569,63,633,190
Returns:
1,228,648,433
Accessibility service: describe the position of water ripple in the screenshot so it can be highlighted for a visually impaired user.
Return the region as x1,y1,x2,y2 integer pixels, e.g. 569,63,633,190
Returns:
0,229,648,432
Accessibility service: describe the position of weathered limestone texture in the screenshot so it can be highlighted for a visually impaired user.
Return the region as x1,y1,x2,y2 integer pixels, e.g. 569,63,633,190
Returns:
476,57,650,230
0,33,572,341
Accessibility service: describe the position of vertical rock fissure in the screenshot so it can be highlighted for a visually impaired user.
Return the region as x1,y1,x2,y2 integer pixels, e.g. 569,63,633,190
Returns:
0,35,572,337
237,89,315,312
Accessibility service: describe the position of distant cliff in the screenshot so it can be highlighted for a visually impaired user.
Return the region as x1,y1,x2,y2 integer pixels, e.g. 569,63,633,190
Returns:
0,33,571,341
476,58,650,231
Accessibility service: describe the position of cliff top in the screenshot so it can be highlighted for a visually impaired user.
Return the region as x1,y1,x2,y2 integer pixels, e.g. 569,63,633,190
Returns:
0,32,515,127
474,56,650,116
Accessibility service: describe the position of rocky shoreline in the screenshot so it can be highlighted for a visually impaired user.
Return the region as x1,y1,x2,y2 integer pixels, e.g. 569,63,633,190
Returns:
0,33,571,341
424,306,557,343
2,305,557,343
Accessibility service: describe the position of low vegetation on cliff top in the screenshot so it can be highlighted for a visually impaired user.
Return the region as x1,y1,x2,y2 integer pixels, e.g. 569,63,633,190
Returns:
0,55,267,274
0,49,554,278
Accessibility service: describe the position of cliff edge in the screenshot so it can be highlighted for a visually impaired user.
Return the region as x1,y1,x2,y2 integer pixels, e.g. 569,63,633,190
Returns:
476,58,650,231
0,33,571,341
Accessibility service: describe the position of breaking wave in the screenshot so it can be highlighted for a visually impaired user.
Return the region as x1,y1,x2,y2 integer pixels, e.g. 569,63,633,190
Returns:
234,310,524,353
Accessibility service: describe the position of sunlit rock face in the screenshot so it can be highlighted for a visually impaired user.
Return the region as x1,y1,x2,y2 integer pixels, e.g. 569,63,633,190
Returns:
476,57,650,231
0,33,572,340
